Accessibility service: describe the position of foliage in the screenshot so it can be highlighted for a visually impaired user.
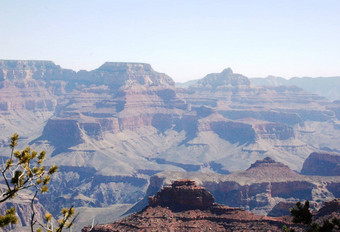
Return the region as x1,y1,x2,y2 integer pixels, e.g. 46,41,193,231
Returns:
37,206,76,232
284,200,340,232
290,201,312,225
0,133,76,231
0,208,17,227
282,225,295,232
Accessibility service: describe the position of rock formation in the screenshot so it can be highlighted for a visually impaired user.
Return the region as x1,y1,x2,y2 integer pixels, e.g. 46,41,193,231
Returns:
192,67,251,89
301,152,340,176
77,62,175,87
133,157,340,217
2,60,340,227
0,60,75,81
244,157,300,179
82,179,301,232
148,179,214,211
268,202,297,217
315,198,340,218
312,198,340,230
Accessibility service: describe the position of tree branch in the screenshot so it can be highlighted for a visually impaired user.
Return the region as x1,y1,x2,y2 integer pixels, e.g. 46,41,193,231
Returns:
30,189,38,232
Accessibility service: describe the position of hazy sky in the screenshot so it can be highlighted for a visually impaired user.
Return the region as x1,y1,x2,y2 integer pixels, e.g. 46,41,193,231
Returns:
1,0,340,82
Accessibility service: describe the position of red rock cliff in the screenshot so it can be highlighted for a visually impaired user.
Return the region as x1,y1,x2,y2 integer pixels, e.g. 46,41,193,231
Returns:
148,179,214,210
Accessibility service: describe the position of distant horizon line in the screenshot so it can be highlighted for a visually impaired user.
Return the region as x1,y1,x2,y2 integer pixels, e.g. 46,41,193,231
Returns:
1,58,340,82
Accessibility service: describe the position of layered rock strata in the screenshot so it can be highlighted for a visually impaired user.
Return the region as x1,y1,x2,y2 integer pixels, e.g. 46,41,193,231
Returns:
133,158,340,217
148,179,214,210
2,60,340,226
82,179,301,232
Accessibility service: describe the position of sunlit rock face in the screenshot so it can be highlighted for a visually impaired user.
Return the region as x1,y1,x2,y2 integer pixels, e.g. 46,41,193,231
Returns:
0,60,63,112
77,62,175,87
148,179,215,210
0,60,75,81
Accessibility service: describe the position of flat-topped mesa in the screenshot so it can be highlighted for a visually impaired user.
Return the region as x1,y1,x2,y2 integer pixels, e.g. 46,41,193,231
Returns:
77,62,175,87
148,179,215,210
0,59,75,81
97,62,153,72
249,157,277,168
172,179,196,187
192,67,251,89
0,59,55,68
0,60,175,87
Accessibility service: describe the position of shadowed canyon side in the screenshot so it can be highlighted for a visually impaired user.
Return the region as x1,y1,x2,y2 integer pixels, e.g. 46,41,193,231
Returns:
301,152,340,176
82,179,300,232
1,60,340,226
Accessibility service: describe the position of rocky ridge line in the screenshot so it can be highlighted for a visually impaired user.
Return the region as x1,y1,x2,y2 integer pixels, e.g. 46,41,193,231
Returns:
82,179,301,232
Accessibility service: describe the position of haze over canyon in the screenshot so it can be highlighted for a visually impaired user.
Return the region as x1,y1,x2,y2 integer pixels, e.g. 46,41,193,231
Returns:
0,59,340,230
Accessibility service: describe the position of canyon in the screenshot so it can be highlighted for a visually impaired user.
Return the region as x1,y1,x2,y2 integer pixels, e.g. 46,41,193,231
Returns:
0,59,340,229
129,157,340,218
82,179,302,232
82,179,340,231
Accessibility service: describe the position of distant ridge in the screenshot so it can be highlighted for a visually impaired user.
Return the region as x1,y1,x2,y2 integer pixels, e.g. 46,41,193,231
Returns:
176,71,340,101
0,59,174,86
251,75,340,101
